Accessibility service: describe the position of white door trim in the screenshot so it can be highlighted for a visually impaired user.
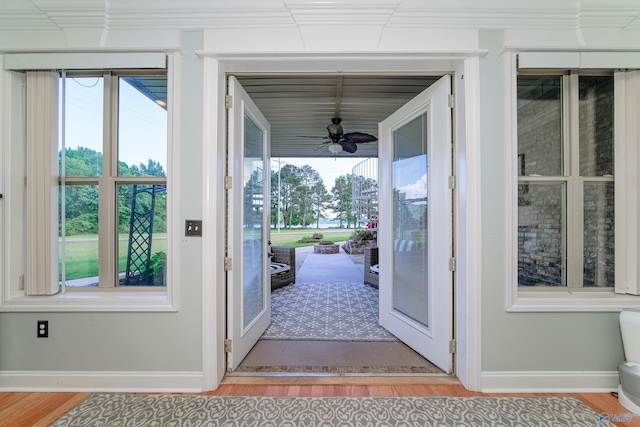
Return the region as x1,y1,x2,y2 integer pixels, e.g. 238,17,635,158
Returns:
201,54,483,391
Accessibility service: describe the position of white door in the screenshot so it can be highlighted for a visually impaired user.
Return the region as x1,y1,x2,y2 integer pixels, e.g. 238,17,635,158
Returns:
378,75,453,373
226,76,271,371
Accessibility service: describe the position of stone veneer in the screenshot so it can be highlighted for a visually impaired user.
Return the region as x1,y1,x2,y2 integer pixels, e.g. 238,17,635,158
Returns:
314,243,340,254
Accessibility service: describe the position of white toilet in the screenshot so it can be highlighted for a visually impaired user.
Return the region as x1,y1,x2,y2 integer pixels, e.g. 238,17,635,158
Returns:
619,309,640,413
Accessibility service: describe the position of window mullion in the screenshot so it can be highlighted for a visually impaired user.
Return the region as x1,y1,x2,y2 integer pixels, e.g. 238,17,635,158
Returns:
98,73,117,288
568,74,584,288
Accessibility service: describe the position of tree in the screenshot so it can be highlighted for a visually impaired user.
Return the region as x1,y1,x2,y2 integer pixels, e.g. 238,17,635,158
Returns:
270,163,332,229
59,147,167,235
273,164,302,228
294,165,324,228
310,181,331,228
331,174,354,228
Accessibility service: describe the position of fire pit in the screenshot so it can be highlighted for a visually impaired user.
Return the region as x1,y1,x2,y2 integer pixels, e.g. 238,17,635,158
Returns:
314,241,340,254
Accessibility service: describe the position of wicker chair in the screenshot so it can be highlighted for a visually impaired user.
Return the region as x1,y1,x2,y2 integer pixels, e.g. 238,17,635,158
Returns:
364,246,379,289
270,245,296,290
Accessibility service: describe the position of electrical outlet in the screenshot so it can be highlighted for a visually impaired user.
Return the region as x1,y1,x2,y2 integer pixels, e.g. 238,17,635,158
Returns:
185,220,202,236
37,320,48,338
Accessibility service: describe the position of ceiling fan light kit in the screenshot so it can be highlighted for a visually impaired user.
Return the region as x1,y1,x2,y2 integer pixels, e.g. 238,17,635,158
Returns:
328,142,343,155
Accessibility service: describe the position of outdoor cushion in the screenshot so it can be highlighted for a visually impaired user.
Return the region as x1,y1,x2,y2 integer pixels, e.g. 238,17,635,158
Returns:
394,239,415,252
270,262,291,275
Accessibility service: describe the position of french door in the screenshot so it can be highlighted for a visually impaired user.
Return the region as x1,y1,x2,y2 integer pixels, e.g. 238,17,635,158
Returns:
378,75,453,373
226,76,271,371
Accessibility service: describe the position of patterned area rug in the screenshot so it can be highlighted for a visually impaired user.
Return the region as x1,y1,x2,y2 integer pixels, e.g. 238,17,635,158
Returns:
263,281,397,341
51,394,602,427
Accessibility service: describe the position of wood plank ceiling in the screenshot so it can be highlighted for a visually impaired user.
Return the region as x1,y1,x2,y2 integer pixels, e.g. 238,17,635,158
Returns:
235,75,441,158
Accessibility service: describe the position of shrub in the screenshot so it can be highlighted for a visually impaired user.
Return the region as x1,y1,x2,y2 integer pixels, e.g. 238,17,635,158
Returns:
312,232,324,240
351,229,375,241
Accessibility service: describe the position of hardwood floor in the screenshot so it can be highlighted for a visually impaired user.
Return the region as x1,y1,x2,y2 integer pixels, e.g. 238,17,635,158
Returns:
1,378,636,427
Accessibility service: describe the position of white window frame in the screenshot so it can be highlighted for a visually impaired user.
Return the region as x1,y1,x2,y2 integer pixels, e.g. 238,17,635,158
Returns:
506,52,640,312
0,53,179,312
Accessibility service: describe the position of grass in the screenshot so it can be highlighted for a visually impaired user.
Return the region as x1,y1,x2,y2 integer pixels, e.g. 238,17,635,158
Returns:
60,229,356,280
60,235,167,281
269,228,353,248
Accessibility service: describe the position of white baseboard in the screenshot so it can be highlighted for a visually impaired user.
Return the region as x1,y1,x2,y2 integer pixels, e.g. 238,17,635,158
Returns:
0,371,203,392
481,371,620,393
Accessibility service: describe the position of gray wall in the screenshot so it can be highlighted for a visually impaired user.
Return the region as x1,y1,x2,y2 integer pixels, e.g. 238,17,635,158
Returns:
479,31,624,372
0,32,205,373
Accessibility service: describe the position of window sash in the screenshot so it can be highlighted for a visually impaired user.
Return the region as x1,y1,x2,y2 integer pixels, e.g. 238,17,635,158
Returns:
517,72,615,290
59,72,167,290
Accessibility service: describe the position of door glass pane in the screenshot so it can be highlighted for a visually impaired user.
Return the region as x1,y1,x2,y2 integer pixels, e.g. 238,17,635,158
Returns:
517,75,563,176
243,114,265,328
584,182,615,287
117,184,167,287
392,114,429,328
517,182,566,286
59,184,100,287
118,76,167,177
61,76,103,177
579,76,614,177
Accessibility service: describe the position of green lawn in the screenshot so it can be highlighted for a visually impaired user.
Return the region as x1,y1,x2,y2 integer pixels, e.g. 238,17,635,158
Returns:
60,235,167,281
60,229,357,280
269,228,353,248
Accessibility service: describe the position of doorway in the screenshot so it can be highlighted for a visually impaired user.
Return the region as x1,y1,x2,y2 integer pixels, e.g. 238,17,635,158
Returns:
224,73,454,376
201,53,482,391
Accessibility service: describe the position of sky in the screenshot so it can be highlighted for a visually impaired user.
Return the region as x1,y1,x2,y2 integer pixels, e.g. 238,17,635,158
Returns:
63,76,167,172
271,157,370,189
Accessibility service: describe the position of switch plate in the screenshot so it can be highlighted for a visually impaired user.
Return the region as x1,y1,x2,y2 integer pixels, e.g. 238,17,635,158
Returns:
185,220,202,236
37,320,48,338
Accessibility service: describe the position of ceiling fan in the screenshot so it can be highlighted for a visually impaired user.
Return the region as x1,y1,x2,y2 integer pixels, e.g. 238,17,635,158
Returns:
298,118,378,155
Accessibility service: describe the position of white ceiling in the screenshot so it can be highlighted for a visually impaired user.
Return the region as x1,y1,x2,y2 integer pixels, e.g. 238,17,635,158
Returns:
2,0,640,33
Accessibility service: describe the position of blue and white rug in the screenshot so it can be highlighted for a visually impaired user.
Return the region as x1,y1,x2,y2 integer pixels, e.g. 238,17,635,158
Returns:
263,281,398,341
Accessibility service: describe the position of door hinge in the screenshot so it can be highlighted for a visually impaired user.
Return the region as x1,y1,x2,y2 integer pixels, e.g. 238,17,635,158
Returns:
224,339,232,352
449,339,457,354
224,176,232,190
225,95,233,109
448,176,456,190
448,94,455,108
224,257,232,271
449,257,456,271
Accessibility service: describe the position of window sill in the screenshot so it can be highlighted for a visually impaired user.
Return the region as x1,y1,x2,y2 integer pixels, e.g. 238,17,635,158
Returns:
0,290,177,312
508,290,640,312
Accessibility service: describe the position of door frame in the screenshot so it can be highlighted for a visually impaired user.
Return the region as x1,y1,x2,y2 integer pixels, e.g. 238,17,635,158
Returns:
201,53,483,391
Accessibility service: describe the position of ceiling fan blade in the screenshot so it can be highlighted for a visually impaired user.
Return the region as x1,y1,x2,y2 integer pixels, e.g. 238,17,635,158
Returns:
343,132,378,143
339,140,358,153
314,142,331,151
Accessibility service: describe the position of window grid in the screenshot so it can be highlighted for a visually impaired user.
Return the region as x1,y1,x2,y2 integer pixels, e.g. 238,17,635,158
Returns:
60,71,167,289
517,72,614,289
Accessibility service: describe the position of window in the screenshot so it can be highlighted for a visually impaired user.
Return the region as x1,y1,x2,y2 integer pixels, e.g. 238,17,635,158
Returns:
0,53,176,311
60,72,168,290
517,72,614,290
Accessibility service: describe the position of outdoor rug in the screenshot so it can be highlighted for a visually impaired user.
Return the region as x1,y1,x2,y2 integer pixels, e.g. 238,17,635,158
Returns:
262,281,398,341
50,394,603,426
